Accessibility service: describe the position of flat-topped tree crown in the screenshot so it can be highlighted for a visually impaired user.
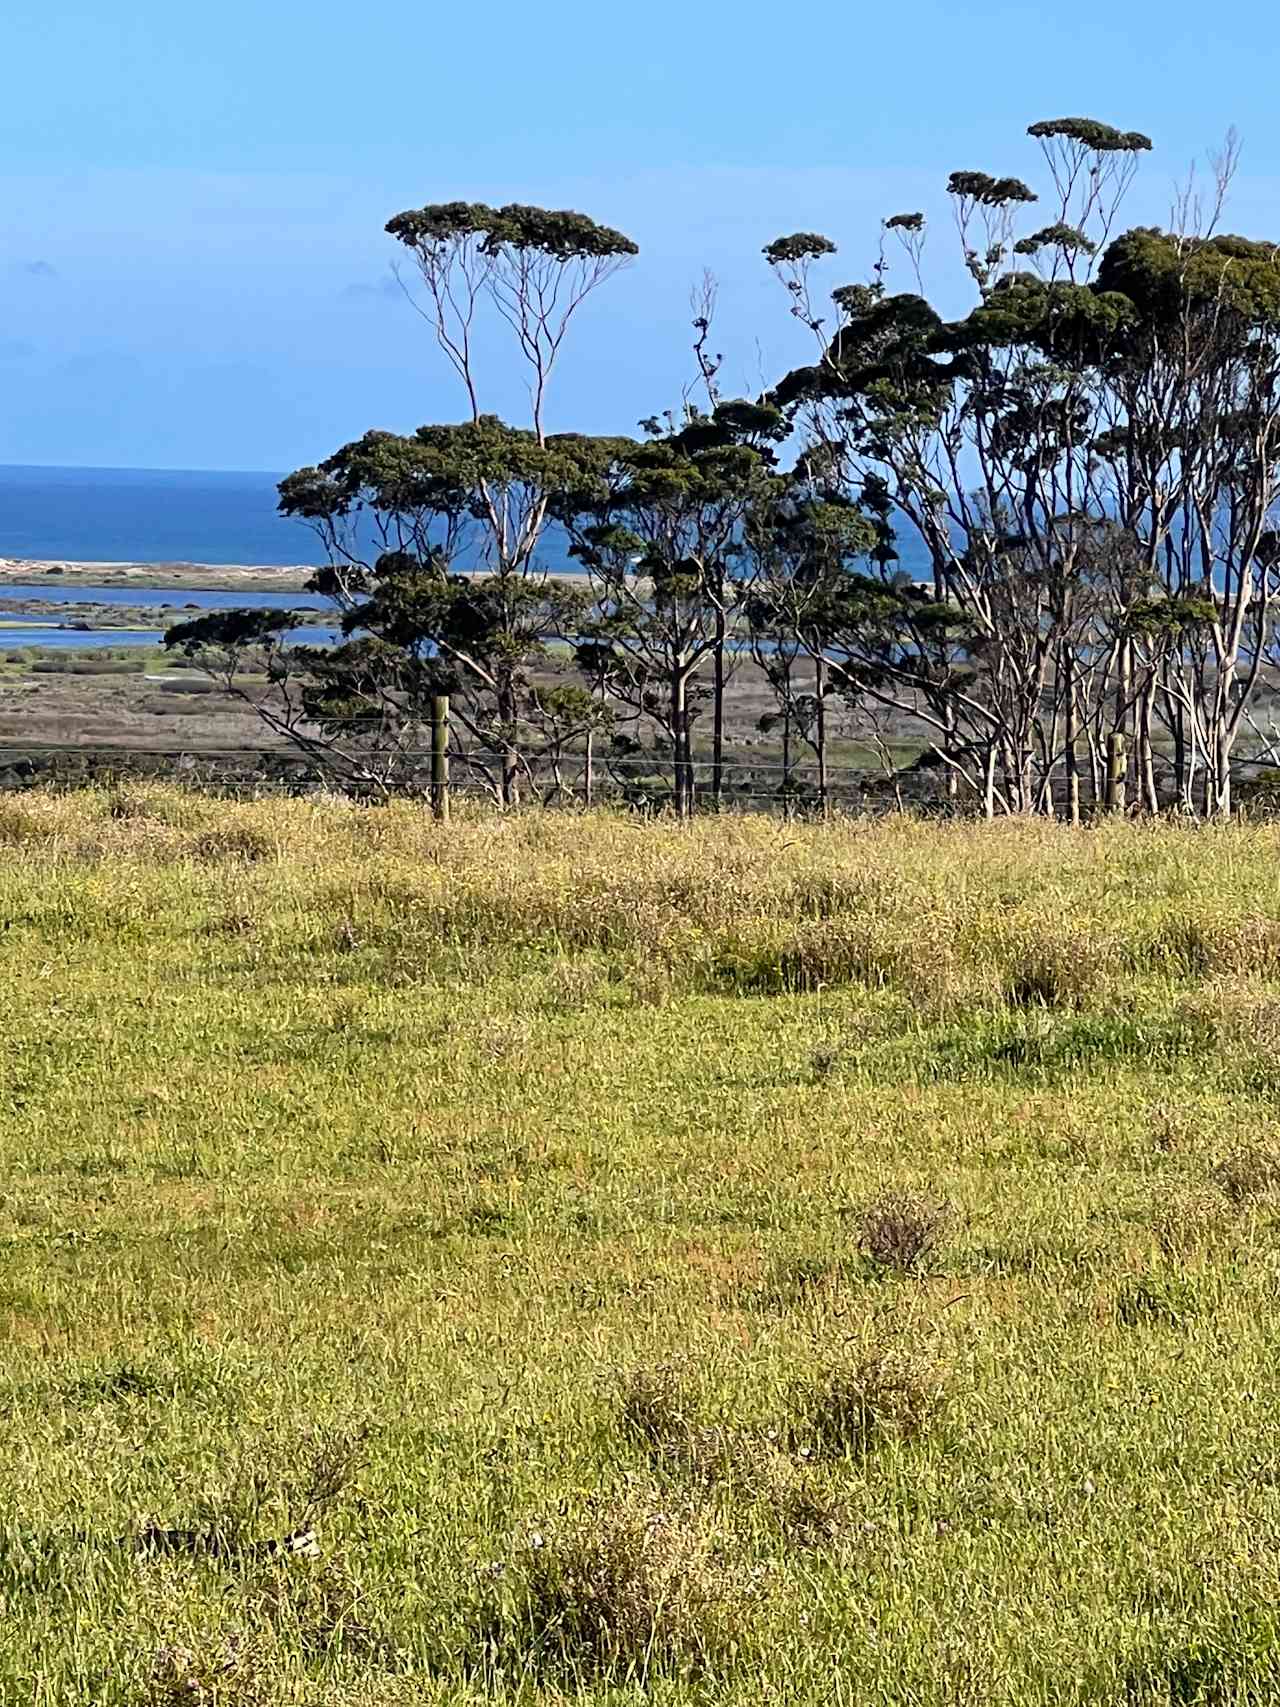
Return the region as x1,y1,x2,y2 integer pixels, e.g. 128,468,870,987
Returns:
762,233,837,265
385,201,638,260
386,198,636,453
1027,117,1152,153
946,173,1037,207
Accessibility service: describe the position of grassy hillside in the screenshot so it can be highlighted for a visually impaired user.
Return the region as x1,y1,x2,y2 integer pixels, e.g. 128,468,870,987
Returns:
5,794,1280,1702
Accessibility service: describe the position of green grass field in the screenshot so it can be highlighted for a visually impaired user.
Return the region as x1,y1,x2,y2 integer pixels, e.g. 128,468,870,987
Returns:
6,792,1280,1703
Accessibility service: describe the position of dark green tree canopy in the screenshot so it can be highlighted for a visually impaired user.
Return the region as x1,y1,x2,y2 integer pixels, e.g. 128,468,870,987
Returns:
946,172,1038,207
1096,227,1280,326
1027,117,1152,153
1014,224,1098,258
279,417,618,535
763,233,837,265
385,201,638,259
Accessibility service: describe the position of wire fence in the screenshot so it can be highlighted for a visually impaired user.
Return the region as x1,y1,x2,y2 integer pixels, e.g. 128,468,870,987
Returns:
2,736,1278,816
0,740,913,815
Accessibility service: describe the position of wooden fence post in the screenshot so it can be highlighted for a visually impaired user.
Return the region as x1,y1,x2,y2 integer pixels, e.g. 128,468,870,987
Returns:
1105,730,1127,815
431,695,450,823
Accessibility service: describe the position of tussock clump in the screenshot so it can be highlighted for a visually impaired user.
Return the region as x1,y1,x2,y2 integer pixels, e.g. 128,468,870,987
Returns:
617,1362,696,1455
613,1364,737,1485
106,790,152,822
1206,914,1280,977
0,801,57,847
252,1551,390,1662
1177,982,1280,1054
857,1190,955,1272
746,1254,847,1312
541,957,610,1012
1149,1102,1197,1154
1002,928,1112,1010
789,1347,948,1458
1212,1144,1280,1206
189,824,275,864
1148,914,1219,977
613,1365,774,1491
474,1492,759,1683
207,911,256,938
473,1019,530,1063
624,954,678,1006
1153,1186,1232,1258
809,1040,844,1081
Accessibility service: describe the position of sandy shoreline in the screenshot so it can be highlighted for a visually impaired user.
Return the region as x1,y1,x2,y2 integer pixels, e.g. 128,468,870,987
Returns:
0,558,317,592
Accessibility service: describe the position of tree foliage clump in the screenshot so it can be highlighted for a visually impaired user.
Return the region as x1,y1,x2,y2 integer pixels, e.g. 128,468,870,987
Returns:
167,122,1280,819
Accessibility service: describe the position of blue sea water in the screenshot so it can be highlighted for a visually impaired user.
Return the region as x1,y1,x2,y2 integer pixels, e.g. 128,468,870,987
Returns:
0,464,314,567
0,462,934,577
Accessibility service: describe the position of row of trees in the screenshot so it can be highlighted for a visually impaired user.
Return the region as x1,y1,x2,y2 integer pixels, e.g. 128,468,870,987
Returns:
167,129,1280,817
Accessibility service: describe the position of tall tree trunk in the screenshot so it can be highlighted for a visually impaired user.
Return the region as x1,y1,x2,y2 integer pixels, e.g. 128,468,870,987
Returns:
671,663,691,820
1111,636,1131,814
711,603,726,811
1212,723,1232,819
781,685,793,822
815,653,829,820
943,697,959,809
982,745,997,820
497,676,520,809
1165,685,1189,814
1138,680,1158,814
1063,645,1080,826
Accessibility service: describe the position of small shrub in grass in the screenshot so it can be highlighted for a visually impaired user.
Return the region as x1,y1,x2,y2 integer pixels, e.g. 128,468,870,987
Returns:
473,1491,758,1684
809,1040,843,1082
857,1189,955,1273
789,1347,947,1459
251,1550,391,1663
207,910,255,937
752,1449,849,1549
617,1361,696,1455
1116,1275,1200,1328
146,1633,275,1706
1212,1144,1280,1206
1149,1102,1197,1154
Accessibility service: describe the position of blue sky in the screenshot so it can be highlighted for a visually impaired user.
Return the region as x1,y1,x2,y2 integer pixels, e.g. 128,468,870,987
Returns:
2,0,1275,472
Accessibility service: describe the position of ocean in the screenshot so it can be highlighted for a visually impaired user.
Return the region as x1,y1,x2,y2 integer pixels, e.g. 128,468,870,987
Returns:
0,465,312,567
0,462,932,577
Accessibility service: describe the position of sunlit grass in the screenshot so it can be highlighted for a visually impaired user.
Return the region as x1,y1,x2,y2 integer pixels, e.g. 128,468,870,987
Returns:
4,790,1280,1700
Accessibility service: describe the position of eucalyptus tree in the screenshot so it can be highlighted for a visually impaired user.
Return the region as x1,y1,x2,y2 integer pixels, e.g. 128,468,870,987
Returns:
168,202,636,803
556,403,783,816
762,117,1280,816
741,476,876,810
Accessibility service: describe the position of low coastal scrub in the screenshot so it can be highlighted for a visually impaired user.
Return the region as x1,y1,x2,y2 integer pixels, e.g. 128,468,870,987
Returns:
2,791,1280,1700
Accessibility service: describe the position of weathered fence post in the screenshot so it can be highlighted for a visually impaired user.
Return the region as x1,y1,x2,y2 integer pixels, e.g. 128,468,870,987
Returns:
1105,730,1126,815
431,695,450,823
